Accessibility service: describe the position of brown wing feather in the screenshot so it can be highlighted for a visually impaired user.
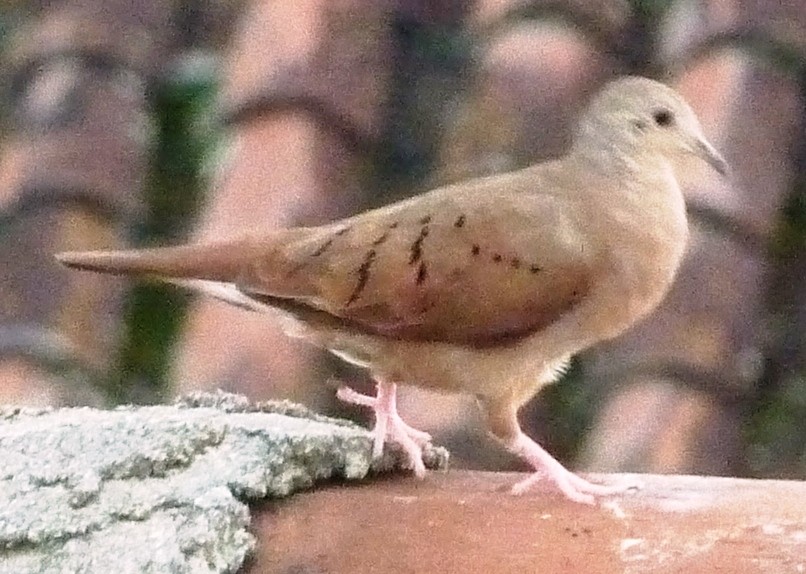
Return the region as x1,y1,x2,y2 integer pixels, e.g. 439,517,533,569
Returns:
238,169,593,345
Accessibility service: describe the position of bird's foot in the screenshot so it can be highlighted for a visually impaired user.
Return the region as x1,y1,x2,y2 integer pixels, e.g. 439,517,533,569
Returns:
508,432,627,504
337,382,432,477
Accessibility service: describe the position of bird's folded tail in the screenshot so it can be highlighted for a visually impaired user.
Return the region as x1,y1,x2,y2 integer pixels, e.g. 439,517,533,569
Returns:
55,237,263,283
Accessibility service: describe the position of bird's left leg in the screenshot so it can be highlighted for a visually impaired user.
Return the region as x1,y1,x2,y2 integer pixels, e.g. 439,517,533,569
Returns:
337,381,432,477
481,397,625,504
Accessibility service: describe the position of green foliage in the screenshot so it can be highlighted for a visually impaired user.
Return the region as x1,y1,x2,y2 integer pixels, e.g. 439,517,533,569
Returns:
0,5,21,49
535,360,594,462
628,0,676,20
745,140,806,478
745,373,806,478
106,58,218,404
772,179,806,257
368,16,471,207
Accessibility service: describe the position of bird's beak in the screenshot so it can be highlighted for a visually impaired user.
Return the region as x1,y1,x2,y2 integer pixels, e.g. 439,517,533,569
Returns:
693,136,728,177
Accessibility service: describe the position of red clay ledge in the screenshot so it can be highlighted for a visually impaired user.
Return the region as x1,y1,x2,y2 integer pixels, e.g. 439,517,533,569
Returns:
250,470,806,574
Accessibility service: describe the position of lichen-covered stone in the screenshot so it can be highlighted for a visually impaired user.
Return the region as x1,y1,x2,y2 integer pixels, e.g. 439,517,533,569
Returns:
0,391,448,573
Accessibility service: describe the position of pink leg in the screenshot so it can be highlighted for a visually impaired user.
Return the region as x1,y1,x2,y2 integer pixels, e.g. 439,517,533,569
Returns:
337,382,432,477
507,432,626,504
483,399,628,504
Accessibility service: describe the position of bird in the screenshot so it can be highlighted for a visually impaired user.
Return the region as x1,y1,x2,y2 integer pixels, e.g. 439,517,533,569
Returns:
56,76,727,504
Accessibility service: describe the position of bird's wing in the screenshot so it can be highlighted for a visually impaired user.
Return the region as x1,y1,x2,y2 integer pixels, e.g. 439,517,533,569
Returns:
238,166,594,345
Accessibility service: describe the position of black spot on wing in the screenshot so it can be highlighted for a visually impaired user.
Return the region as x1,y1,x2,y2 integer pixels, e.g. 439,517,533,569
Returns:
372,232,389,246
409,225,429,265
454,215,466,228
467,242,541,274
310,238,334,257
346,249,377,306
416,261,427,285
418,300,436,314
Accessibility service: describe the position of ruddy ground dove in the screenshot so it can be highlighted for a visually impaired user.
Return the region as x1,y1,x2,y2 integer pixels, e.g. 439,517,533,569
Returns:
57,76,727,504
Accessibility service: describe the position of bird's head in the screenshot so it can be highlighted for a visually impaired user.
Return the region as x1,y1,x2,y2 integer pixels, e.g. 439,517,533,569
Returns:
574,76,728,177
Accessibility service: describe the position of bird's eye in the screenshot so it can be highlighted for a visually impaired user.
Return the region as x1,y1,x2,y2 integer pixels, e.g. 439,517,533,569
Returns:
653,109,674,127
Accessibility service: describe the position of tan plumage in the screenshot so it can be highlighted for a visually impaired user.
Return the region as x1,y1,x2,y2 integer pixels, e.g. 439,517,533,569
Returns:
57,77,727,503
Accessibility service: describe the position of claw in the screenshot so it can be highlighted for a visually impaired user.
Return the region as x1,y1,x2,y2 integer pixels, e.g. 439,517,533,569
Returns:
338,381,432,476
508,432,631,503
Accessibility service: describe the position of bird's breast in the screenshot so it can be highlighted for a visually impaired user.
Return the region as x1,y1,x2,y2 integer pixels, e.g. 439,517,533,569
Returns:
586,184,689,337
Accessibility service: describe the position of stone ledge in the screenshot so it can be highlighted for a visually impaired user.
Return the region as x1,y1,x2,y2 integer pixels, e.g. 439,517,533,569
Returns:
250,470,806,574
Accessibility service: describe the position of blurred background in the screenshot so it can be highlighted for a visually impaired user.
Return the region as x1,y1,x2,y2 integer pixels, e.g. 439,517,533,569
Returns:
0,0,804,479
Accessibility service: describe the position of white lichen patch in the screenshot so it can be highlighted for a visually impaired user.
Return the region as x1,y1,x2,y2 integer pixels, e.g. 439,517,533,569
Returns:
602,499,627,520
619,528,736,573
0,391,448,574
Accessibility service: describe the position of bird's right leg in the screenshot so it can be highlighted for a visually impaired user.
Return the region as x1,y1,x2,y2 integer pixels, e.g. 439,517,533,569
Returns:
337,381,432,477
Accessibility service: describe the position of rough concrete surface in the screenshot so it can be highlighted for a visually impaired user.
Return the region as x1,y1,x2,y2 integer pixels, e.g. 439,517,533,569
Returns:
253,471,806,574
0,391,448,574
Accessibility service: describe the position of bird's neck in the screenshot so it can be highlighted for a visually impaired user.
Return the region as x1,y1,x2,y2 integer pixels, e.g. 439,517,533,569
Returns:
569,137,682,202
518,149,689,365
568,137,643,179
